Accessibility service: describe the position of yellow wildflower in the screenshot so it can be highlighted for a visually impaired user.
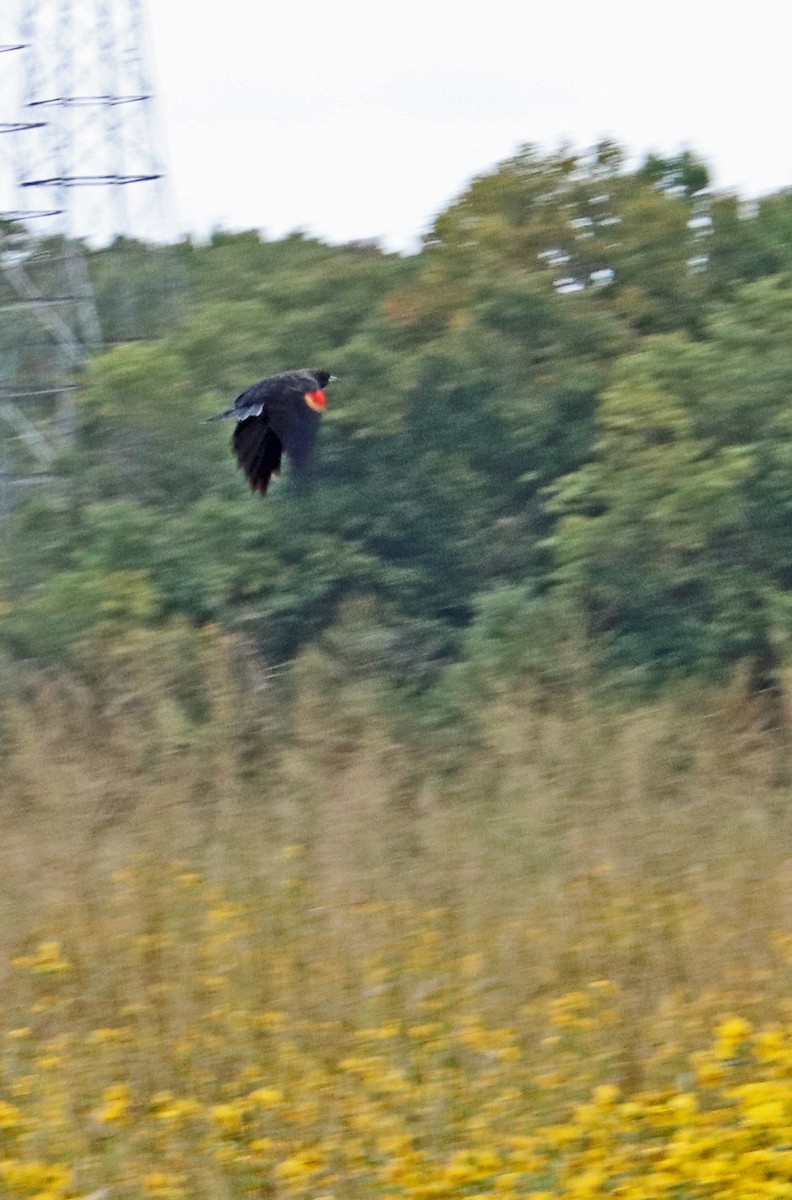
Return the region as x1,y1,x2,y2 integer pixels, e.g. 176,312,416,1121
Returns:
247,1085,284,1108
94,1082,132,1124
211,1102,245,1136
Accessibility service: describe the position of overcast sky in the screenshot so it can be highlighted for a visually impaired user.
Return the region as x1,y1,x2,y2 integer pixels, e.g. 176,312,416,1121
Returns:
144,2,789,250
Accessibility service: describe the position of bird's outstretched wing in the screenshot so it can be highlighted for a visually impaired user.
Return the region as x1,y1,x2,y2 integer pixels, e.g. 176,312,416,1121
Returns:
274,402,322,469
232,417,283,494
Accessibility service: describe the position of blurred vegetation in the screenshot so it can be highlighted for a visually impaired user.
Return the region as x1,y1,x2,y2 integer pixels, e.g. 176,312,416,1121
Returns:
4,139,792,712
0,636,791,1196
4,139,792,1194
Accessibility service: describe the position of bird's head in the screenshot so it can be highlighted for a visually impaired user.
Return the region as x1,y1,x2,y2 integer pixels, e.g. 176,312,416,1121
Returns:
304,370,336,413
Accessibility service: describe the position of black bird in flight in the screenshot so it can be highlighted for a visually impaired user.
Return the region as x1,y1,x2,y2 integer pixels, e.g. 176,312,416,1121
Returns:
209,368,335,496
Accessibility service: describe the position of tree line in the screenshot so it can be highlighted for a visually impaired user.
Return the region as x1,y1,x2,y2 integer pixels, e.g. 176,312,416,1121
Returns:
3,140,792,721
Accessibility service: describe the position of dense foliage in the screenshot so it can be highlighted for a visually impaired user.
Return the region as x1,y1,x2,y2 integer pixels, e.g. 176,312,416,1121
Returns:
4,141,792,1200
4,141,792,702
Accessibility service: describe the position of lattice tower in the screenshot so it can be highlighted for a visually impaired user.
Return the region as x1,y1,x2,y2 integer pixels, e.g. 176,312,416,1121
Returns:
0,0,173,499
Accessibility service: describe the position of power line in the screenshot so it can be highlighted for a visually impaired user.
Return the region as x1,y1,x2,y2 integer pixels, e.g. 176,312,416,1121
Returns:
0,0,176,494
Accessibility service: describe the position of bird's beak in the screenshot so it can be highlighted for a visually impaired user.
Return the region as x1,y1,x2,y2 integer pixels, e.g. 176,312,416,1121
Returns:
328,374,338,382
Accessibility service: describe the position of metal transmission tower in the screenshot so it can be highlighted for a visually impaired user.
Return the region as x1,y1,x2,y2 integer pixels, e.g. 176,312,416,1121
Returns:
0,0,171,497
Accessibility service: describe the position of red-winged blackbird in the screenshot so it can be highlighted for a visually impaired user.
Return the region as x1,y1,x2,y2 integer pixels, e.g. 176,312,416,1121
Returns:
209,369,335,495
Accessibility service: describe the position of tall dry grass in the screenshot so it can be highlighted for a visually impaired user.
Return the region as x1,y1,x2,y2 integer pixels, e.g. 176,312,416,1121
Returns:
2,633,791,1017
2,633,792,1196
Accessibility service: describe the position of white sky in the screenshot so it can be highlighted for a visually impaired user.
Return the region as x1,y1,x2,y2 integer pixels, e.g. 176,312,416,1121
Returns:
128,2,792,249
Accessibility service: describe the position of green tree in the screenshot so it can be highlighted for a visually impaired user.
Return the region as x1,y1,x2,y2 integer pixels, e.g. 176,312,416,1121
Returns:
550,277,792,687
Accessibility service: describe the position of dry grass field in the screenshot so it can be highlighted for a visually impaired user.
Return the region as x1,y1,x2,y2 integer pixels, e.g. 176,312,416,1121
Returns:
2,632,792,1198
